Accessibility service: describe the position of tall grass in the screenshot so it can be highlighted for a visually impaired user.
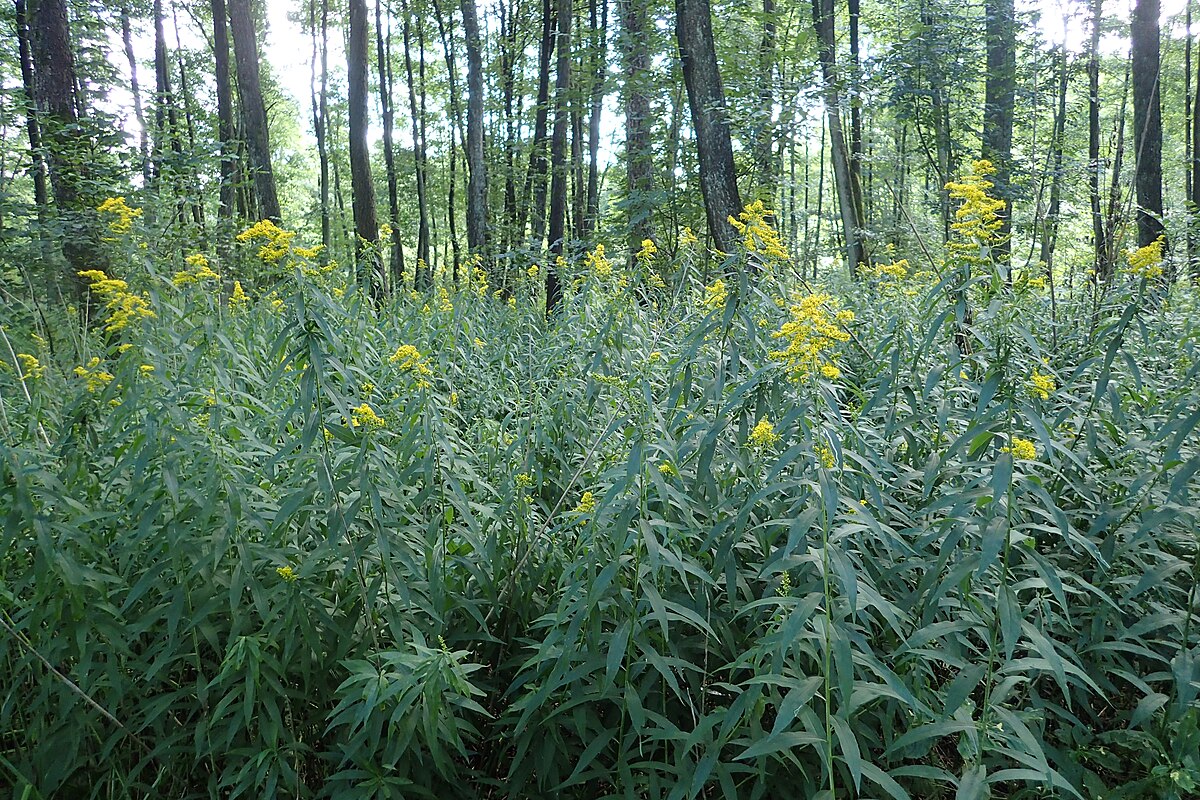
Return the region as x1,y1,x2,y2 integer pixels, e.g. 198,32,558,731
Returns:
1,216,1198,799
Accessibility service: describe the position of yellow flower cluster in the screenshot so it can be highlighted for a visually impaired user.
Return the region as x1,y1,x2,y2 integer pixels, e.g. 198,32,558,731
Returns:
636,239,657,261
229,281,249,310
96,197,142,235
748,418,781,448
173,253,221,287
680,227,698,247
700,278,728,313
79,270,156,333
1027,368,1055,401
727,201,789,261
351,403,386,430
945,160,1007,260
74,357,114,393
586,244,613,281
575,490,597,514
437,287,454,313
860,259,909,281
1002,436,1037,461
16,353,44,380
815,443,836,469
515,473,534,489
389,344,433,387
769,293,853,381
527,264,540,280
468,256,489,296
236,220,296,264
657,461,677,477
1127,237,1165,280
276,565,298,582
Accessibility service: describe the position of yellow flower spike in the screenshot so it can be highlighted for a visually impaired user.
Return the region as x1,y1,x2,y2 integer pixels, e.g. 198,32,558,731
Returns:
16,353,44,380
700,278,728,312
1127,237,1165,280
96,197,142,234
1001,436,1038,461
575,491,597,514
815,443,836,470
351,403,386,430
748,418,781,448
276,565,298,582
1027,369,1055,401
657,461,677,477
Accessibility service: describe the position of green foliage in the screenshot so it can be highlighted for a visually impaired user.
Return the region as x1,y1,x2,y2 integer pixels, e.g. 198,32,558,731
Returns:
1,212,1199,799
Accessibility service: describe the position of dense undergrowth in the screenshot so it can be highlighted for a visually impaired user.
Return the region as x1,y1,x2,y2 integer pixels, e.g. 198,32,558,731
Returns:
2,190,1200,799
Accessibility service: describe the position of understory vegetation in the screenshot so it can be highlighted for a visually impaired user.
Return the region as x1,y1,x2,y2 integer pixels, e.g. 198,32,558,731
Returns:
2,182,1199,799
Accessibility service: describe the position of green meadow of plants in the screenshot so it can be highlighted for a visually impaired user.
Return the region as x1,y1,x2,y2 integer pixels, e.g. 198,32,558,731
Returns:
2,192,1200,799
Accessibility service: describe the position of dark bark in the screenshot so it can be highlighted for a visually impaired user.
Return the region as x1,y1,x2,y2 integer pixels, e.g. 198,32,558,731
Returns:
546,0,571,313
376,0,403,289
753,0,777,205
848,0,863,192
120,7,150,193
28,0,104,300
461,0,489,255
1088,0,1105,276
433,0,463,283
812,0,866,273
676,0,744,256
348,0,381,298
1193,0,1200,278
1132,0,1166,252
400,0,431,287
982,0,1015,261
308,0,332,262
228,0,281,221
1039,45,1068,272
523,0,556,244
620,0,655,265
584,0,607,235
172,3,204,228
14,0,48,212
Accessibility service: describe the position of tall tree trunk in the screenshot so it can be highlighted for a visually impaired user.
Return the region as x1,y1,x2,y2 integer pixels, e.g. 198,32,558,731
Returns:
1039,44,1068,272
347,0,381,299
571,56,586,242
212,0,237,238
982,0,1016,262
1103,65,1130,278
620,0,655,265
152,0,181,202
676,0,744,256
28,0,104,300
1088,0,1106,276
461,0,489,256
753,0,777,206
1192,0,1200,279
14,0,48,214
1189,0,1197,278
584,0,607,236
812,0,866,274
400,0,431,286
1132,0,1166,253
120,6,150,194
228,0,281,222
523,0,556,244
546,0,571,313
433,0,463,283
376,0,403,290
309,0,332,261
172,3,204,228
848,0,863,192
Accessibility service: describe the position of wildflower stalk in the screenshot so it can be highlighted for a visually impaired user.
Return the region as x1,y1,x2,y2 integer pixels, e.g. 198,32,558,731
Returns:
0,326,51,447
